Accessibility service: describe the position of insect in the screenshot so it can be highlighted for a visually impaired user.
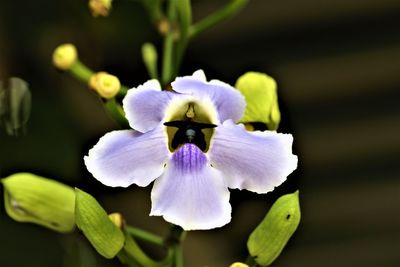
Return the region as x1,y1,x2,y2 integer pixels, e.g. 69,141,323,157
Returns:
164,120,217,151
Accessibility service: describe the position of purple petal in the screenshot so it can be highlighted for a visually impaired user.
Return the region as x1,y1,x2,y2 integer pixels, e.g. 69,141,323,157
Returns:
171,71,246,123
150,144,231,230
209,120,298,193
84,125,169,187
123,80,175,133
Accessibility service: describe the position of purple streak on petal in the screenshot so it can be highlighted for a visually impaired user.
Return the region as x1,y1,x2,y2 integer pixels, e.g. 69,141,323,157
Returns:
209,120,298,194
171,74,246,123
150,143,231,230
84,125,169,188
123,80,175,133
171,143,207,174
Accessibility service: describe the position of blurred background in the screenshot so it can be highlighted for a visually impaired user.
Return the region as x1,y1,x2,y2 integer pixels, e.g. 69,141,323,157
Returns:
1,0,400,266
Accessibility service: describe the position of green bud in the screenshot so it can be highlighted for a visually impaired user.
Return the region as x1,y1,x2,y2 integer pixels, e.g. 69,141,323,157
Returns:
0,77,31,136
141,42,158,79
75,188,124,259
235,72,281,130
1,173,75,233
247,191,301,266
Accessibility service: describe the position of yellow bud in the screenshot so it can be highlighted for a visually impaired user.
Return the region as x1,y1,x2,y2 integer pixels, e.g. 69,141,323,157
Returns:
108,212,125,229
89,72,120,99
52,43,78,70
89,0,113,17
235,72,281,130
229,263,249,267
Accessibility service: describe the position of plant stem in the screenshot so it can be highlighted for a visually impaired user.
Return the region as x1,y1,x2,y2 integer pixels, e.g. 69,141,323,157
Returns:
174,0,192,77
161,0,177,85
189,0,249,39
69,60,94,83
126,225,165,246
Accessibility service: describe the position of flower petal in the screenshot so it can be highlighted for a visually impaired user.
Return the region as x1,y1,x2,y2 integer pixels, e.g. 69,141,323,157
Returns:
123,80,175,133
172,72,246,123
150,144,231,230
84,125,169,188
209,120,298,193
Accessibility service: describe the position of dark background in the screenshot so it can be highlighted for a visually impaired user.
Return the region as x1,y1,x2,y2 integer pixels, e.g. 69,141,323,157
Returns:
1,0,400,266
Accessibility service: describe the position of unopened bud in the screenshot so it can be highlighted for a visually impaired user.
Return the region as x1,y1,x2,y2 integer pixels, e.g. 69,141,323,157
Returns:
108,212,125,229
229,263,249,267
52,43,78,70
89,72,120,99
236,72,281,130
89,0,113,17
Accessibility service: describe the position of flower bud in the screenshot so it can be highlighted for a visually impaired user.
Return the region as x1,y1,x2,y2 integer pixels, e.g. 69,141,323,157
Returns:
108,212,125,229
89,0,113,17
229,263,249,267
52,43,78,70
1,173,75,233
247,191,301,266
235,72,281,130
75,188,125,259
89,72,121,99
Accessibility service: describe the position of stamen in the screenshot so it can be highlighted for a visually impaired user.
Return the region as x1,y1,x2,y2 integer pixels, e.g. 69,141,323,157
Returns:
186,104,195,119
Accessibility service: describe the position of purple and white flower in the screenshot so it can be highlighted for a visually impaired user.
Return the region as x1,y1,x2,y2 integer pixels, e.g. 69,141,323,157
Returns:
84,70,297,230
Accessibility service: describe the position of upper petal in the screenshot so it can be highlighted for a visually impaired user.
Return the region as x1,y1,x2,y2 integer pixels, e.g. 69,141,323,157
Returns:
171,71,246,123
209,120,298,193
123,80,175,133
150,143,231,230
84,125,169,188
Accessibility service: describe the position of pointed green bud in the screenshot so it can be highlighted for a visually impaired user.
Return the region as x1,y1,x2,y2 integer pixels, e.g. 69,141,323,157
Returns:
247,191,301,266
75,188,125,259
1,173,75,233
0,77,31,136
141,42,158,79
235,72,281,130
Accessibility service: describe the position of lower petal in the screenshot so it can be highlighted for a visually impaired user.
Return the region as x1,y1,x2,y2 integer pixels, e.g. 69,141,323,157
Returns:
209,120,298,193
150,144,231,230
84,125,169,187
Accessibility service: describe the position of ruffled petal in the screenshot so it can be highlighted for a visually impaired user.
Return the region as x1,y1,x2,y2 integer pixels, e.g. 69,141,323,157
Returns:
171,71,246,123
209,120,298,193
123,80,175,133
84,125,169,187
150,144,231,230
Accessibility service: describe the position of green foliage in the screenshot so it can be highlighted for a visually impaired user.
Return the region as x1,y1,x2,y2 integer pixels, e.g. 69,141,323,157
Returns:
235,72,281,130
247,191,301,266
1,173,75,233
75,188,125,259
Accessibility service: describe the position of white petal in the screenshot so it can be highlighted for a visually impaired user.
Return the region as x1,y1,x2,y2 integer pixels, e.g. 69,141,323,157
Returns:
123,80,175,133
209,120,298,193
150,144,231,230
171,73,246,123
84,125,169,187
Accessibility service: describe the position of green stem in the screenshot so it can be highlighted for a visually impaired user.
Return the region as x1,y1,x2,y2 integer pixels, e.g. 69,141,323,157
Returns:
104,98,129,128
165,225,186,267
161,0,177,85
126,225,165,246
189,0,249,39
174,244,184,267
174,0,192,77
69,60,94,83
122,231,173,267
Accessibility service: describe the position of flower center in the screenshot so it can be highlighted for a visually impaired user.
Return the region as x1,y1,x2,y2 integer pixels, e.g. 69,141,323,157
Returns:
164,102,216,152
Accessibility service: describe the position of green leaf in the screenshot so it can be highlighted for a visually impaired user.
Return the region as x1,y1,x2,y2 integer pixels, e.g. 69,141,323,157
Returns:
75,188,125,259
1,173,75,233
235,72,281,130
247,191,301,266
